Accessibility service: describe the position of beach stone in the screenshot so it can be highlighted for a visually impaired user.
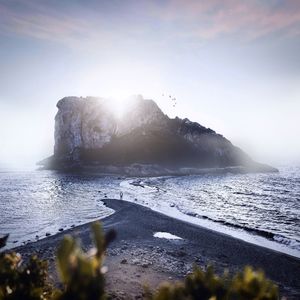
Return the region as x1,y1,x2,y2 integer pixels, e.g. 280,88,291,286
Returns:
58,228,64,232
45,232,51,236
120,259,127,264
141,263,149,268
177,250,187,257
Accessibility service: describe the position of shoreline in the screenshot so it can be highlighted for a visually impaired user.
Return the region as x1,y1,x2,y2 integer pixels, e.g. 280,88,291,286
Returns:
38,161,279,177
10,198,300,299
126,196,300,259
3,168,298,259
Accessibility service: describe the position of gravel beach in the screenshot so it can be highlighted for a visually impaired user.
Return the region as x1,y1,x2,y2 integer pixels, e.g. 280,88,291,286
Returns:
12,198,300,299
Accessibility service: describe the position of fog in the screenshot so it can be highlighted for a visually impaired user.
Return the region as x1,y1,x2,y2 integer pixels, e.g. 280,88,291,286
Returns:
1,84,299,169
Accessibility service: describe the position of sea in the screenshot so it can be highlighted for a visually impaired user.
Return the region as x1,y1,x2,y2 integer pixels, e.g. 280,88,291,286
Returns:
0,166,299,258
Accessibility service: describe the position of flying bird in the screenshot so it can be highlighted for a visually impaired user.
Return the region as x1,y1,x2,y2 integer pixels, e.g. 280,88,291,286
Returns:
161,92,178,107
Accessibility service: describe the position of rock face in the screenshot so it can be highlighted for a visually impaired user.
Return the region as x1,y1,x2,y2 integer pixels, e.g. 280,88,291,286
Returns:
41,95,276,173
54,97,118,161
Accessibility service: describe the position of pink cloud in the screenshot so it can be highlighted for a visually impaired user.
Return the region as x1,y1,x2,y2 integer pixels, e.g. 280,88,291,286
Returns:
149,0,300,39
0,1,95,45
0,0,299,47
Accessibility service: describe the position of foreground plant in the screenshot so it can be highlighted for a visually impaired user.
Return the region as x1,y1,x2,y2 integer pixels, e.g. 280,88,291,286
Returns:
54,222,116,300
0,223,115,300
147,265,278,300
0,251,52,300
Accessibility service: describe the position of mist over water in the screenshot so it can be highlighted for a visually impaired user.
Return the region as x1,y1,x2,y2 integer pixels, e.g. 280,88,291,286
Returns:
0,166,299,258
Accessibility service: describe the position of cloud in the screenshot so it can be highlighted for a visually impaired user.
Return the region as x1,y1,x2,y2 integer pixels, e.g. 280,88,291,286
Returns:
149,0,300,40
0,1,132,51
0,1,101,46
0,0,299,48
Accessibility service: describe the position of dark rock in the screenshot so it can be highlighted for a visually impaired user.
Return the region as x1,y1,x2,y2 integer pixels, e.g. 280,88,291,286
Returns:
39,96,277,174
177,250,187,257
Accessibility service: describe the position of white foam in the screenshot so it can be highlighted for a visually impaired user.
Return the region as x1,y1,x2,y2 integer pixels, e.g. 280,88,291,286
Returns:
119,178,300,259
154,232,182,240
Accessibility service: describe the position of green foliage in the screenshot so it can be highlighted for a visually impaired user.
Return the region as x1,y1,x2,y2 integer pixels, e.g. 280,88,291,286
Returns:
0,223,115,300
147,266,278,300
0,252,52,300
55,222,114,300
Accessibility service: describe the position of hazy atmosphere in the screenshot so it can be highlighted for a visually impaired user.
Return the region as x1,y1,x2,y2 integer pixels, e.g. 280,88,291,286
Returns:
1,2,300,299
1,0,300,167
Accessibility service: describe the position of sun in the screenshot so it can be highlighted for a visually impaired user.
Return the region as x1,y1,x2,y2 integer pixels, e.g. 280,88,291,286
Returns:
104,96,130,119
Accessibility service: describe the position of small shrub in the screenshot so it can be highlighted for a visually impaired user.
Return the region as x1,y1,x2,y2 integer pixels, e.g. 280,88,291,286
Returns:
54,222,116,300
147,265,278,300
0,251,52,300
0,223,116,300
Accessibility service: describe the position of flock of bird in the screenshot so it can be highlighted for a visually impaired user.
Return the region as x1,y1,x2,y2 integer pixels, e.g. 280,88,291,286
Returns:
162,93,177,107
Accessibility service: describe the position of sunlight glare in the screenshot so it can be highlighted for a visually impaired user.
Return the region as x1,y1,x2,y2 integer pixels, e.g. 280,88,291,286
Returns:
105,97,129,119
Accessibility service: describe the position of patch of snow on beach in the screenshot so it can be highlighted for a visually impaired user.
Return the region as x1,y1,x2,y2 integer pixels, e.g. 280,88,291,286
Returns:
154,232,182,240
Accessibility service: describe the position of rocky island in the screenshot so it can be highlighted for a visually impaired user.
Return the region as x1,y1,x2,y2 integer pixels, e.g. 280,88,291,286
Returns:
39,95,277,175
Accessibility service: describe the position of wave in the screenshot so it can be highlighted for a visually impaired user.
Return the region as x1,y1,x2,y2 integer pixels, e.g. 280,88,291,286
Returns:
121,171,300,256
174,206,300,251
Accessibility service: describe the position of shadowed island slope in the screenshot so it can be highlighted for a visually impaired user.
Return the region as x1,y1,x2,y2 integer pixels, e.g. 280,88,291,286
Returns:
39,95,277,175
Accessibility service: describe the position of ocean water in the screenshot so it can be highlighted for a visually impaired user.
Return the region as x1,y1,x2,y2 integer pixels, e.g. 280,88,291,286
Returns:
0,166,299,257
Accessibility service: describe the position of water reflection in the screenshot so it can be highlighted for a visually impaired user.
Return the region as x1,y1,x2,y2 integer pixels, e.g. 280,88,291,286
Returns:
0,167,299,256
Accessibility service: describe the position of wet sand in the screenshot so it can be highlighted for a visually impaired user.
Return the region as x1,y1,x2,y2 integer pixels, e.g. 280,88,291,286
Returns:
13,199,300,299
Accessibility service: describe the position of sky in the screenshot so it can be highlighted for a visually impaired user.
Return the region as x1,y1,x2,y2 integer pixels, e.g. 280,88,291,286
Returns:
0,0,299,168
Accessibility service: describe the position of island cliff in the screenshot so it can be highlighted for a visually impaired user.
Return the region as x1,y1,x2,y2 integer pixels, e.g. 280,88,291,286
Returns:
40,95,277,175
